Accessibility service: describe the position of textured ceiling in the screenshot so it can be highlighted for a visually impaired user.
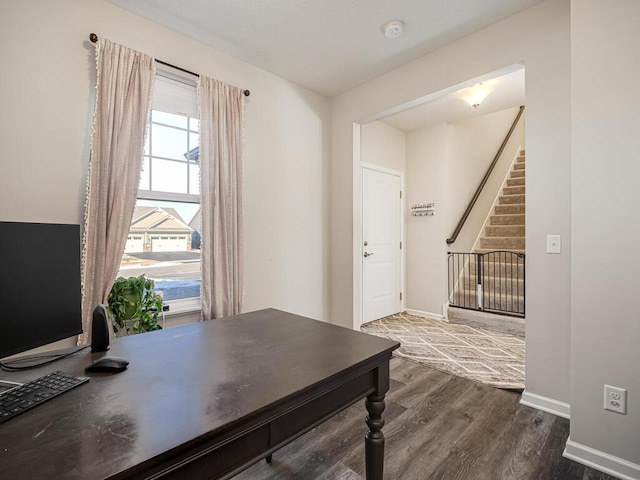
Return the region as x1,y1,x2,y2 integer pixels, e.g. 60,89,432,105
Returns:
105,0,544,97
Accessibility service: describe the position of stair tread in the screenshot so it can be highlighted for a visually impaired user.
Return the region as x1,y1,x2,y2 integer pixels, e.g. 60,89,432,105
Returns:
485,231,525,237
474,249,526,254
456,287,524,297
480,235,525,239
495,204,525,207
481,240,526,247
486,224,525,227
447,308,525,336
454,287,524,297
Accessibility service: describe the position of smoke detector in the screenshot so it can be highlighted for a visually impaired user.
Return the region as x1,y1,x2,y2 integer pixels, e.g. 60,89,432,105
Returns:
382,20,404,39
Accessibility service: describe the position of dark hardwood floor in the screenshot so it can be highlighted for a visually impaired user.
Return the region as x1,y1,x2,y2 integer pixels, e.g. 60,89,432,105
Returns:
234,357,616,480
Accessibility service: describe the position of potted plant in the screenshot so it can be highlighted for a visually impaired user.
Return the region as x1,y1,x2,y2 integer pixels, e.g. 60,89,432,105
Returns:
107,275,164,336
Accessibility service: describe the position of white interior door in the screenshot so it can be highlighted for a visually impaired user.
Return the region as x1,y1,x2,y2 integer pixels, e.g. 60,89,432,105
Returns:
362,166,401,324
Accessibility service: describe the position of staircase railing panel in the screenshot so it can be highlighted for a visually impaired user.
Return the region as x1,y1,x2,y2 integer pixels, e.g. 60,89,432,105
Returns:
448,251,525,317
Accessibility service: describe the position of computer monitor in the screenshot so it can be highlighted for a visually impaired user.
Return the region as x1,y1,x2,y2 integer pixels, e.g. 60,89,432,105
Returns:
0,221,83,359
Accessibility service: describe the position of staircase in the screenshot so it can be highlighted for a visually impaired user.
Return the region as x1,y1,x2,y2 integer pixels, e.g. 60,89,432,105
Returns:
448,149,526,336
477,150,526,253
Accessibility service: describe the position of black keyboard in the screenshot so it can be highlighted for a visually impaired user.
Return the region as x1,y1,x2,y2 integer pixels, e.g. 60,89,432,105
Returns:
0,371,89,424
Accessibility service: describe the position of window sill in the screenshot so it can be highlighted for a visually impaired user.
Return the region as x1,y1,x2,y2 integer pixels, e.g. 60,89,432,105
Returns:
164,297,200,316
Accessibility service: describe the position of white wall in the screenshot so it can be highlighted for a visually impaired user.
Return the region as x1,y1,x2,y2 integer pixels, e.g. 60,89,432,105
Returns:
405,123,450,315
567,0,640,474
360,121,406,173
331,0,572,412
0,0,331,323
405,107,524,315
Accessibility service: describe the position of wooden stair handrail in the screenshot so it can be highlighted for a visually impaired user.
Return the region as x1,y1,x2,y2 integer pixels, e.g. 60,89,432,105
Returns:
446,105,525,245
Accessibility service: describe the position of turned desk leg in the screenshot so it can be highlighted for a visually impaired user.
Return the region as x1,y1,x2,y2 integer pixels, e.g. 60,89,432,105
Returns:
365,393,386,480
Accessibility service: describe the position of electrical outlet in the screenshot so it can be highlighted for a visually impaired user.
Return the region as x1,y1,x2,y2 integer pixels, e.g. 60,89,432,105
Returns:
604,385,627,414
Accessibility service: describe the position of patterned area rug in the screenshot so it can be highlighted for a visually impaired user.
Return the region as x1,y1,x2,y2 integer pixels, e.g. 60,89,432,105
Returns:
362,312,525,390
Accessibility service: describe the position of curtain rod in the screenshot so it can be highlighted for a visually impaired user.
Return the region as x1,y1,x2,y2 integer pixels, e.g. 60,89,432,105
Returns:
89,33,250,96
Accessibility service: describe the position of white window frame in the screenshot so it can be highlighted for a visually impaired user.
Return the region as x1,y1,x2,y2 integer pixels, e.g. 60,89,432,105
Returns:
134,68,202,316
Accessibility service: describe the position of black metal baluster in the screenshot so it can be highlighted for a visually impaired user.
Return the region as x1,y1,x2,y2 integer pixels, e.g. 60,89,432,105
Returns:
465,254,469,308
511,253,514,313
447,254,451,306
522,254,526,315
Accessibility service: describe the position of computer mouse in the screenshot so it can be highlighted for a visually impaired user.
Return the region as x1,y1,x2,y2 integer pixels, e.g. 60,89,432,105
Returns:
85,356,129,373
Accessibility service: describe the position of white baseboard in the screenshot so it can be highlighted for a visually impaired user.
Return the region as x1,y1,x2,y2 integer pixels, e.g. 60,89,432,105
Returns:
520,390,571,419
404,309,445,321
564,437,640,480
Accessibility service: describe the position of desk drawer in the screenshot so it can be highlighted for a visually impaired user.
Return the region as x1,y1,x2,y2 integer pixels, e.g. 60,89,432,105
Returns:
270,370,374,446
143,424,270,479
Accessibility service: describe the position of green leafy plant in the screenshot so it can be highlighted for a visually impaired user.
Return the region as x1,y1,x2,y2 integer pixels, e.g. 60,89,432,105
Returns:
107,275,163,335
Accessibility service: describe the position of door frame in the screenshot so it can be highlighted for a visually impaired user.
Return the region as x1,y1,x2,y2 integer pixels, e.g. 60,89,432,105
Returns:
356,155,405,330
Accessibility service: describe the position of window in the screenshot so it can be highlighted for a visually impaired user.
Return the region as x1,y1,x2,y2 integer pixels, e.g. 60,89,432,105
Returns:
117,71,201,311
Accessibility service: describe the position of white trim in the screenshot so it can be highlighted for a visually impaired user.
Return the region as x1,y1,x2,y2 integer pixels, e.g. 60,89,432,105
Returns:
164,297,200,316
405,308,446,321
353,123,363,331
564,438,640,480
358,162,405,330
137,190,200,204
520,390,570,419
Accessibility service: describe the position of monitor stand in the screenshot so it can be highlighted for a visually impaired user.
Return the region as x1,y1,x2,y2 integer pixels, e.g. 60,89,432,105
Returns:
0,346,87,394
0,345,86,371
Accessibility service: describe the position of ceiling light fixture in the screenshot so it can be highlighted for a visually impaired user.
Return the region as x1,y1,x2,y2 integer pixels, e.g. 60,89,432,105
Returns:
457,83,492,108
382,20,404,39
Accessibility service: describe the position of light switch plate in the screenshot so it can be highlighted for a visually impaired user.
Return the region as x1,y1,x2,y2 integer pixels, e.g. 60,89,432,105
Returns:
547,235,561,254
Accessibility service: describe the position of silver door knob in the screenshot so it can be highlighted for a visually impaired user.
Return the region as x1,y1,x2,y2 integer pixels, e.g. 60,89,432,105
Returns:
364,252,374,257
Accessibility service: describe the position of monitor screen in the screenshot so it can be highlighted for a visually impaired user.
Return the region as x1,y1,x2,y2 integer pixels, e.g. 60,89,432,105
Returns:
0,221,82,359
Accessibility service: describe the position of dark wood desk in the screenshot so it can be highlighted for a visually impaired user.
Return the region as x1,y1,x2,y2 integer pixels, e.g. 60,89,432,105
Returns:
0,309,399,479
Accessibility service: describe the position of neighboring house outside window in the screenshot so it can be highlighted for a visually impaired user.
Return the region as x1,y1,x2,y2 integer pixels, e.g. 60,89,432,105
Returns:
125,206,193,254
116,71,201,313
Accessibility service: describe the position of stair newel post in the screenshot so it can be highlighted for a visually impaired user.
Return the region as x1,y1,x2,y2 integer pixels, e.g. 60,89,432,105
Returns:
476,253,483,310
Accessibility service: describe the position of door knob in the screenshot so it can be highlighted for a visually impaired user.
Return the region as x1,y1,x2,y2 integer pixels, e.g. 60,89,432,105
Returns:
364,252,374,257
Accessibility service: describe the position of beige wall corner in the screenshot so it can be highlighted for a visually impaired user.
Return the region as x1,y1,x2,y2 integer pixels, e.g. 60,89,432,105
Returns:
569,0,640,472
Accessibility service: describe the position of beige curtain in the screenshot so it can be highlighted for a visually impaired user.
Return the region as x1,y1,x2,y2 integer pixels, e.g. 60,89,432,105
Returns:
80,38,155,343
198,77,244,320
